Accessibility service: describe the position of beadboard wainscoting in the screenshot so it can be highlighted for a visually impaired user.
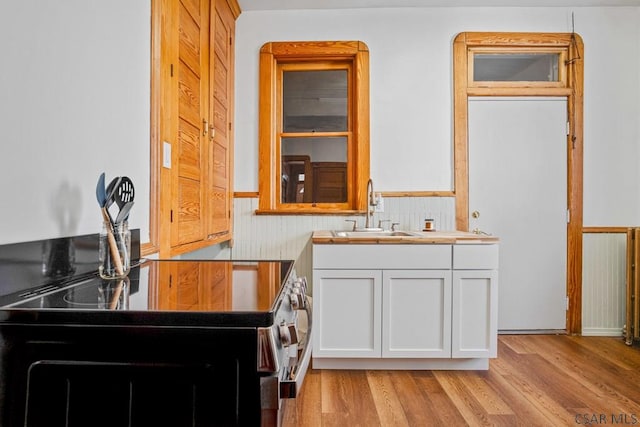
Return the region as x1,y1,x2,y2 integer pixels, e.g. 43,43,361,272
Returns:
222,196,456,291
582,232,627,336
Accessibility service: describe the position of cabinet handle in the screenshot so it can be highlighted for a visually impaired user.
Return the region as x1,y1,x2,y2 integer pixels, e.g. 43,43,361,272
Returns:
202,118,208,136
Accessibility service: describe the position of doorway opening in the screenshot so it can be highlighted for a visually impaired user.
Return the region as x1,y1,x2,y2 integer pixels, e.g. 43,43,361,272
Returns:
452,32,584,334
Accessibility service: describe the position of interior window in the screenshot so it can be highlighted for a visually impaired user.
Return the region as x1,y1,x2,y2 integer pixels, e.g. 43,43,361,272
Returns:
468,48,566,87
258,41,370,213
473,53,560,82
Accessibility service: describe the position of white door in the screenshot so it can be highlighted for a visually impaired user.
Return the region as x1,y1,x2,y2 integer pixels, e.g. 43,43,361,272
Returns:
468,98,567,331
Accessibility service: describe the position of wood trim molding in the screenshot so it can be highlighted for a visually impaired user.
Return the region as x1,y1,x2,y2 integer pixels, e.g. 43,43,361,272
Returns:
380,191,455,198
235,191,259,198
453,32,584,335
144,0,162,257
583,227,633,234
225,0,241,19
235,191,455,199
258,40,370,214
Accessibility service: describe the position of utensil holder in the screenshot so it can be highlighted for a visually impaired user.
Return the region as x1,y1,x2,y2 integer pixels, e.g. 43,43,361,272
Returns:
99,222,130,279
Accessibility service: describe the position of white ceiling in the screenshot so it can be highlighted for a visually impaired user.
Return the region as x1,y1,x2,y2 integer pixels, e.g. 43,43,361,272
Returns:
238,0,640,11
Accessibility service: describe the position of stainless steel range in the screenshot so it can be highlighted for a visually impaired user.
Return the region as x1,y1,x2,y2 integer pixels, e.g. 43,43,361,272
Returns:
0,231,311,427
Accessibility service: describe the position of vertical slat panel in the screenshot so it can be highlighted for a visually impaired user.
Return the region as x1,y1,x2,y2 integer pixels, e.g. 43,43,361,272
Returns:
222,196,455,291
582,233,626,336
625,229,634,344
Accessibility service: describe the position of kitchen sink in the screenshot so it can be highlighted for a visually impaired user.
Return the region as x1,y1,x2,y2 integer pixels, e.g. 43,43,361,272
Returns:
332,230,415,238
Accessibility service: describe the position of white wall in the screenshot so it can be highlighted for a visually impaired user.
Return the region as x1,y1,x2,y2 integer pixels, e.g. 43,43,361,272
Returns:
235,6,640,225
0,0,151,245
0,3,638,248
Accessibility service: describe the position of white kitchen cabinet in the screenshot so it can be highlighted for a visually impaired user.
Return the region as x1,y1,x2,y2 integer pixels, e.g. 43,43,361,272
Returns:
313,269,382,358
451,244,499,358
382,270,452,358
312,241,498,370
452,270,498,358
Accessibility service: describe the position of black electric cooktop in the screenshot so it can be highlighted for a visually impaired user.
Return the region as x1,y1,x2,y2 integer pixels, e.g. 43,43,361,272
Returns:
0,231,294,327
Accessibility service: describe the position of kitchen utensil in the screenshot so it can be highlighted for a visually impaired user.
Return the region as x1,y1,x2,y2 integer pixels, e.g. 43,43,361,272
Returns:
95,173,124,276
115,177,135,207
108,279,125,310
114,177,135,222
115,201,134,226
104,177,121,225
95,172,106,207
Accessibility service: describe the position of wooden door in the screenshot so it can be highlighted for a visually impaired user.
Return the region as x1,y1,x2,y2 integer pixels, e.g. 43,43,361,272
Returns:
172,0,210,248
207,0,234,237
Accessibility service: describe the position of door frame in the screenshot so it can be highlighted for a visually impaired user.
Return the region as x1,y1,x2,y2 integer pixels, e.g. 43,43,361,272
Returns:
453,32,584,334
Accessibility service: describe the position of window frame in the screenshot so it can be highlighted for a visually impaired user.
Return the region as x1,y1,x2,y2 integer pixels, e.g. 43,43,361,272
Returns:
257,41,370,214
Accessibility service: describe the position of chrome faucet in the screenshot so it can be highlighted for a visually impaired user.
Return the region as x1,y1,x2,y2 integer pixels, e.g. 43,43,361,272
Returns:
364,178,382,231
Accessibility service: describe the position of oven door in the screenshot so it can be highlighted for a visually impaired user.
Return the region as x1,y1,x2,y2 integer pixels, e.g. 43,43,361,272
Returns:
259,293,312,427
280,293,312,398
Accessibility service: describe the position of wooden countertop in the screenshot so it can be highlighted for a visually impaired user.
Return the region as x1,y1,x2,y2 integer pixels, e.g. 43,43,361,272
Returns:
312,230,499,244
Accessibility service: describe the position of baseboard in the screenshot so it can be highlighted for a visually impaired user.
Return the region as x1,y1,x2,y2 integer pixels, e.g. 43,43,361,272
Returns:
581,328,623,337
498,329,567,335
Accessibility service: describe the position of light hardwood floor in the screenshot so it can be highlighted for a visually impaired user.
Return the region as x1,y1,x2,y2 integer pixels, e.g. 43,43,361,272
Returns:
282,335,640,426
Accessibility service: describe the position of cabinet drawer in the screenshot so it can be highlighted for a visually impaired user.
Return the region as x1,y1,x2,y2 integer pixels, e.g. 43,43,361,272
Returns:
453,244,498,270
313,244,452,270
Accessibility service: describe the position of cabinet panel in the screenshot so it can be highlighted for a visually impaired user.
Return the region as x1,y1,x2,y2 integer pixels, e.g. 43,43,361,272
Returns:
207,0,234,237
313,269,382,358
173,0,208,249
382,270,451,358
452,270,498,358
313,244,452,270
453,244,499,270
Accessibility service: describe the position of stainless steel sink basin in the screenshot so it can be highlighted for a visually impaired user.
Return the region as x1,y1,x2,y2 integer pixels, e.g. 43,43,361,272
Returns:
332,230,414,238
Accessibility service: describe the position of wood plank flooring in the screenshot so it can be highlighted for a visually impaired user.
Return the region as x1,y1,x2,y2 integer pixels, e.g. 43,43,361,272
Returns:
282,335,640,426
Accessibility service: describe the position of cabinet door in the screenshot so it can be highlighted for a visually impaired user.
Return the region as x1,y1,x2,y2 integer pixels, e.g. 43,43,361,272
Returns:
382,270,452,358
452,270,498,358
171,0,210,248
207,0,235,237
312,269,382,358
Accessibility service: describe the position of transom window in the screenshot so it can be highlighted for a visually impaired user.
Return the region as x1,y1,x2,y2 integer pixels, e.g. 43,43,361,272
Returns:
258,41,370,214
468,48,567,88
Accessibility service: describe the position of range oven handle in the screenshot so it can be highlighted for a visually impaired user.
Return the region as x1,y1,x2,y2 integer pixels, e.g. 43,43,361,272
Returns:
280,293,312,399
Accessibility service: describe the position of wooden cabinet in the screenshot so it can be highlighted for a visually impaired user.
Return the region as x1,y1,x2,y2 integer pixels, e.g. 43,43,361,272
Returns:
159,0,239,257
312,242,498,370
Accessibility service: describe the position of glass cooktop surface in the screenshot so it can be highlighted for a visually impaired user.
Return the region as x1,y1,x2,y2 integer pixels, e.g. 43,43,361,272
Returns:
3,259,293,314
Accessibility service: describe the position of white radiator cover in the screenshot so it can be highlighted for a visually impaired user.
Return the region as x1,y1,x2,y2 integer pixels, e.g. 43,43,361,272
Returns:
582,233,627,336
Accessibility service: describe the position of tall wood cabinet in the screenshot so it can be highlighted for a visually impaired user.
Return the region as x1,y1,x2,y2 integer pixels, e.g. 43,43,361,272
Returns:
159,0,239,257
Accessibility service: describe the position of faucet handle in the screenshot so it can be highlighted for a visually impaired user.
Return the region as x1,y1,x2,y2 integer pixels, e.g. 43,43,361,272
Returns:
345,219,357,231
378,219,390,230
391,222,400,231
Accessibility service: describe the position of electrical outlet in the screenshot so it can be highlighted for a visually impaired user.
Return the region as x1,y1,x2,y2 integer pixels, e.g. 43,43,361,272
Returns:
374,194,384,212
163,141,171,169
